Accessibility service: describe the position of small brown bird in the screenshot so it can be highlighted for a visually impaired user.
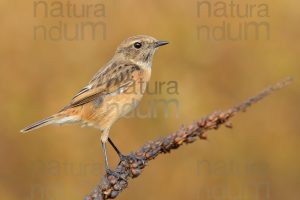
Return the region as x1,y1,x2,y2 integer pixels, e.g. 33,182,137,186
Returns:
21,35,168,174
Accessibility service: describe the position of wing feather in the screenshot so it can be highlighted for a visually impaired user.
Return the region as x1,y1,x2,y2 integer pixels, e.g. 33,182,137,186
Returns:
61,62,141,111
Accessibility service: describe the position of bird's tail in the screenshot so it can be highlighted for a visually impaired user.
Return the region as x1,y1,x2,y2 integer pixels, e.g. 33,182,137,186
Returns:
20,116,55,133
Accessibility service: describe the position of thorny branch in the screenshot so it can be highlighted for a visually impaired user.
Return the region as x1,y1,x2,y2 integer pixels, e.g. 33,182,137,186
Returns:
84,77,293,200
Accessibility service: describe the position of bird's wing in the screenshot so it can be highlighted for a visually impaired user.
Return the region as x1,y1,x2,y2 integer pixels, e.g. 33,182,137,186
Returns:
61,62,142,110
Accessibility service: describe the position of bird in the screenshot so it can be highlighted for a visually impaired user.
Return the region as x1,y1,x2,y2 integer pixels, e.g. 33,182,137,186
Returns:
20,35,169,174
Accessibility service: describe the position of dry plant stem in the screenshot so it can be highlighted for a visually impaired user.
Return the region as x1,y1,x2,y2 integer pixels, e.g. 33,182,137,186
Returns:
84,77,293,200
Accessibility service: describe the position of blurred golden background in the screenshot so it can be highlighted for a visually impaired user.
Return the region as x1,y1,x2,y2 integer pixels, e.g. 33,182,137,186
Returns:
1,0,299,199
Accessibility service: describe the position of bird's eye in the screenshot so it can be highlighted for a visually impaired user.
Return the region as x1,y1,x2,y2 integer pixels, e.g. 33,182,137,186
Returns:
133,42,142,49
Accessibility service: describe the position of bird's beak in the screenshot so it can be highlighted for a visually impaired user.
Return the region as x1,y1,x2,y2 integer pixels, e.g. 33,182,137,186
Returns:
154,41,169,48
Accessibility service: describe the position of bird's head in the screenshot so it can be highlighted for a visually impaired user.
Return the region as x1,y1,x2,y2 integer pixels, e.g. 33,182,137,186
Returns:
114,35,168,67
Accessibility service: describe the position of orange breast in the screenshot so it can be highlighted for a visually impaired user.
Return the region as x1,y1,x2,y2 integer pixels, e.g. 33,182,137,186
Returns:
79,67,151,130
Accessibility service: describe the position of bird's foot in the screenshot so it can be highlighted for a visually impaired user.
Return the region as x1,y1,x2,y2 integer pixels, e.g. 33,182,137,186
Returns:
117,154,136,164
105,169,126,181
118,154,145,167
118,154,127,162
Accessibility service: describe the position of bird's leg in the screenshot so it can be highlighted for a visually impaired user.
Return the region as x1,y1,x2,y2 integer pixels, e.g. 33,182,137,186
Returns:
108,137,126,161
101,135,126,180
101,128,115,175
101,140,112,174
101,129,127,179
108,137,141,166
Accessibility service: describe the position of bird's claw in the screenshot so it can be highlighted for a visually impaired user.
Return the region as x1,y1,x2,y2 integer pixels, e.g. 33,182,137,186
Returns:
105,169,126,181
118,154,127,162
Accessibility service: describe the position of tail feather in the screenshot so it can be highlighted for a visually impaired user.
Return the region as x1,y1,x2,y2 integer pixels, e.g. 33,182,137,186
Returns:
20,116,55,133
